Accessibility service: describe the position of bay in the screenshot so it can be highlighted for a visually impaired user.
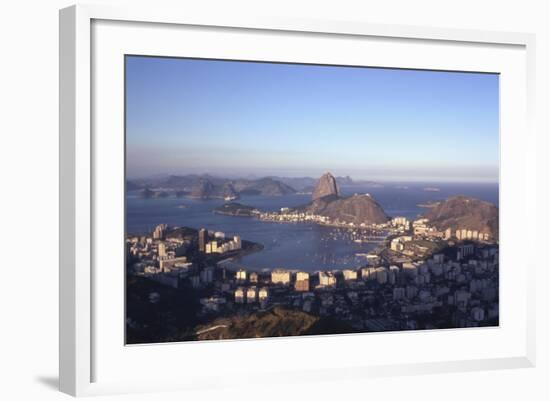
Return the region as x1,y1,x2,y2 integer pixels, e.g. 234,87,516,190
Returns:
126,182,498,272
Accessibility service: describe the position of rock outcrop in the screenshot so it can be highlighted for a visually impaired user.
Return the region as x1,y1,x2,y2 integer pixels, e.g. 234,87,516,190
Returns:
312,172,339,201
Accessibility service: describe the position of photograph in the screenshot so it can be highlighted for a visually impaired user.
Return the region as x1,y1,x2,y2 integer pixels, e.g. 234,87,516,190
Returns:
124,55,499,345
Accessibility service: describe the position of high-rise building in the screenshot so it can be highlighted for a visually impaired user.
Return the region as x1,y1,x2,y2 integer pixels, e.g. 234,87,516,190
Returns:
294,271,310,292
234,288,245,304
152,223,167,240
233,235,242,250
246,287,257,303
158,242,167,257
361,266,377,281
258,287,269,302
319,271,337,287
198,228,207,252
236,269,247,282
271,269,291,285
342,269,358,281
375,267,388,284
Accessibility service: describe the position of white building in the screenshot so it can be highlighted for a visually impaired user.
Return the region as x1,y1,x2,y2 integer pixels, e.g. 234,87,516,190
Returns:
157,242,167,257
235,269,247,282
294,271,310,292
258,287,269,302
159,256,191,272
152,224,167,240
319,271,337,287
246,287,257,303
233,235,242,249
234,287,245,303
271,269,291,285
342,269,358,281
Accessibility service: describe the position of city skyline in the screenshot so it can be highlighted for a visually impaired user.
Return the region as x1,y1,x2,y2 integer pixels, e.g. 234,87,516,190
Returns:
126,56,499,183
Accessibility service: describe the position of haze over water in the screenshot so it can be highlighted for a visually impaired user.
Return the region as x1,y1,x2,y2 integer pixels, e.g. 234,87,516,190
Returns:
126,181,498,271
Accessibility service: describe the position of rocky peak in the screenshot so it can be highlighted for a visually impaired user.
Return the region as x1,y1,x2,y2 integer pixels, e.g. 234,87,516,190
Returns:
312,172,339,201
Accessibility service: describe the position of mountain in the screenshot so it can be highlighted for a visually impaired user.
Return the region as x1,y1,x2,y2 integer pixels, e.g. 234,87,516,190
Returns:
312,172,339,200
422,195,499,239
268,176,317,192
127,173,384,198
335,175,354,186
232,177,296,196
140,175,297,199
269,175,381,191
189,178,216,199
222,182,238,199
300,193,389,225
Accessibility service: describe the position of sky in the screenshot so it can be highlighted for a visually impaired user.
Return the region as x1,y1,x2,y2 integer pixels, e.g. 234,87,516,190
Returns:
125,55,499,183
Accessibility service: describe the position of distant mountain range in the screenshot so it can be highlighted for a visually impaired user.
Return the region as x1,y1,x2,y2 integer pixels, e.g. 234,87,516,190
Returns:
129,175,296,199
269,175,380,192
128,173,498,237
127,173,382,199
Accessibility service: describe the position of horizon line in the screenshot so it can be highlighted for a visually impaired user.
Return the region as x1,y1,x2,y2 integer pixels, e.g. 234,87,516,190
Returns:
126,172,499,185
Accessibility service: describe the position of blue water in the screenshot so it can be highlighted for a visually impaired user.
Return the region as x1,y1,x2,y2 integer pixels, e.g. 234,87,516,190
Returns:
126,182,498,271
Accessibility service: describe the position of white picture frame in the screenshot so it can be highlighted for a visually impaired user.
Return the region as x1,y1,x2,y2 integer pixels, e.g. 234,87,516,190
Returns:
59,4,536,397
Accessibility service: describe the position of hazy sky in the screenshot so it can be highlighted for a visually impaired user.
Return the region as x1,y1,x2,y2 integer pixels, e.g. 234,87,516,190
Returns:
126,56,499,183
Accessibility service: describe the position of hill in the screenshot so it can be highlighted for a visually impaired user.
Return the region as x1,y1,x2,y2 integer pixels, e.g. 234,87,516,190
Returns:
422,195,499,239
298,193,389,225
195,307,355,340
232,177,296,196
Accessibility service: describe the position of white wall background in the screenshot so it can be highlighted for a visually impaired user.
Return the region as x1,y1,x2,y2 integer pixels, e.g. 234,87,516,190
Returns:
0,0,547,400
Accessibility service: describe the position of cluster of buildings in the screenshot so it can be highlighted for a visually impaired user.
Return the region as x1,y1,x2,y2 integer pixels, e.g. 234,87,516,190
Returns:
127,217,499,334
205,239,498,331
455,229,491,241
399,216,492,242
387,215,493,258
391,216,410,231
127,224,219,289
390,235,413,252
259,210,331,224
199,228,242,254
258,209,387,230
